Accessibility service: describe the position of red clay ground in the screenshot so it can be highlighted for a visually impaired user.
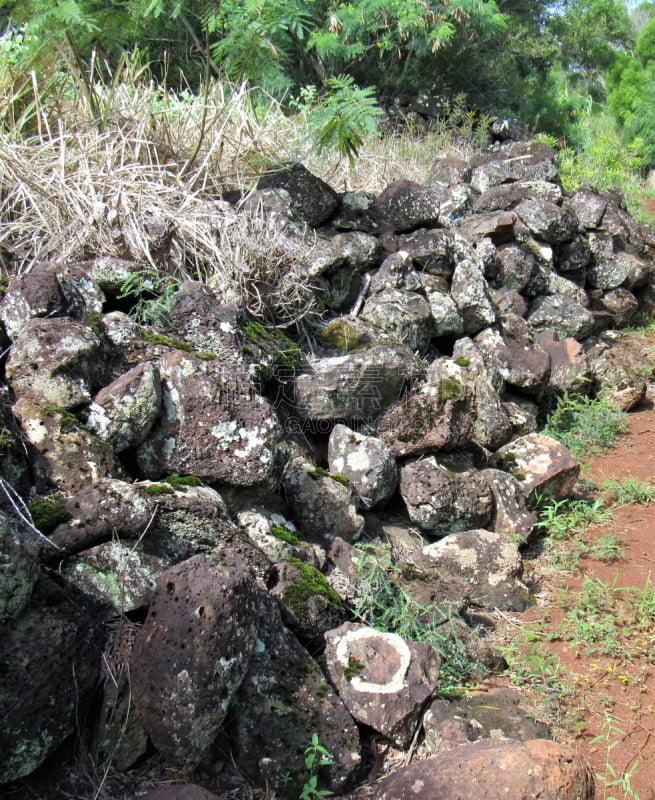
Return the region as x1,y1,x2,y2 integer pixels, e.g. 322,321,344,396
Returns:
494,391,655,799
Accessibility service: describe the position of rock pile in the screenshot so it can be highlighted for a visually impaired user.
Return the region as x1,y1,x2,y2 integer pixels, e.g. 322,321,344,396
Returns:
1,132,653,798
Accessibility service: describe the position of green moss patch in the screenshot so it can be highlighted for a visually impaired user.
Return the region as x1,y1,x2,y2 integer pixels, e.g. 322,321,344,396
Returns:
280,558,343,625
28,496,72,534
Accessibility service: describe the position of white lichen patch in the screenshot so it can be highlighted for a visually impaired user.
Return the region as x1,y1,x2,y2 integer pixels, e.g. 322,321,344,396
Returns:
336,628,411,694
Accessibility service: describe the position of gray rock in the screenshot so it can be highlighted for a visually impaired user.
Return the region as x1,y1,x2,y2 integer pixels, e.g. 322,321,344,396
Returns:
236,507,325,567
438,343,513,450
373,179,440,233
85,361,162,451
312,231,382,311
483,468,537,543
283,457,364,544
324,622,440,748
136,350,281,487
494,243,538,292
0,586,103,783
565,186,607,229
450,258,497,335
6,317,104,409
373,738,594,800
370,251,423,295
587,233,650,290
130,554,259,770
257,162,339,228
424,688,549,756
423,529,530,610
492,432,580,500
361,288,434,353
396,228,456,277
470,141,560,192
527,294,594,341
592,287,639,329
294,345,420,423
331,190,381,233
425,288,464,337
428,152,472,187
0,510,39,623
515,198,577,244
399,457,493,536
328,424,398,510
473,181,561,213
229,591,361,799
585,334,648,411
556,234,592,277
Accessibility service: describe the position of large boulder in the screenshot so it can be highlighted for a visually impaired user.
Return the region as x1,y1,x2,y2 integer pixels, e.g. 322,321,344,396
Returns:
361,289,434,353
256,162,339,228
373,179,440,233
0,580,103,783
399,457,494,536
130,555,259,770
373,738,594,800
228,592,361,798
423,529,531,611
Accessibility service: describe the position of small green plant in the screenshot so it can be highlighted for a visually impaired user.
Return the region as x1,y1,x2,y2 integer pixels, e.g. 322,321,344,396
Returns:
118,269,180,326
604,476,655,506
354,545,489,694
299,732,334,800
541,392,628,459
591,711,641,800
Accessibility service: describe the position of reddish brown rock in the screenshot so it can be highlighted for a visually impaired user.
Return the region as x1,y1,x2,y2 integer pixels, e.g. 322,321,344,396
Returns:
373,738,595,800
130,555,258,770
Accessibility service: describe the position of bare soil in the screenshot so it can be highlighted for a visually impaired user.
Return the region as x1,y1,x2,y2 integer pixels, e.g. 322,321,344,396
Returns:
494,386,655,800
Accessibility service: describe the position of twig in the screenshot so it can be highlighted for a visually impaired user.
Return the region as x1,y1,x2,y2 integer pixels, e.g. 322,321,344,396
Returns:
349,272,371,318
0,476,60,550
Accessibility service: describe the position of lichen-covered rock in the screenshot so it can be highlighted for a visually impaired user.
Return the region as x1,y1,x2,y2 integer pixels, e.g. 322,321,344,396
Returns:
425,288,464,337
373,738,595,800
515,197,577,244
229,591,361,799
527,294,595,341
0,581,103,783
423,529,531,610
0,261,86,340
61,539,168,612
435,343,512,450
271,557,346,651
585,333,648,411
492,432,580,500
556,234,592,278
535,331,592,394
565,186,607,229
459,211,517,245
470,141,560,192
482,468,537,543
85,361,162,451
136,350,281,487
283,457,364,543
399,457,494,536
370,251,423,295
13,397,121,494
257,162,339,228
0,510,40,623
397,228,457,277
361,289,434,353
375,383,473,458
423,688,550,756
130,554,259,770
324,622,440,748
294,345,420,423
328,424,398,509
311,231,382,311
428,152,472,188
587,233,650,290
236,506,325,567
494,242,539,292
6,317,105,409
48,479,154,557
0,389,31,496
592,287,639,329
474,181,562,214
474,320,550,397
373,179,440,233
450,258,497,335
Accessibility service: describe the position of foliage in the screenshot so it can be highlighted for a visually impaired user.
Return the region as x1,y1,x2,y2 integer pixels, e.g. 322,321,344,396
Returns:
354,545,490,695
300,733,334,800
293,76,384,167
541,391,628,459
603,475,655,506
591,711,641,800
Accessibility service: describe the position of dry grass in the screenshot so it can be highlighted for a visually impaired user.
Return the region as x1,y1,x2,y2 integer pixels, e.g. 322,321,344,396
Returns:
0,61,488,324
